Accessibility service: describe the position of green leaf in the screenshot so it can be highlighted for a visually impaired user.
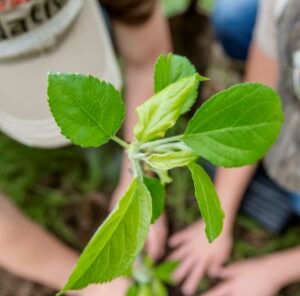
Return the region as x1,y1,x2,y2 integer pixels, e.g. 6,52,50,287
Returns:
48,73,125,148
183,83,283,167
126,285,139,296
146,151,198,170
154,261,179,285
154,54,206,113
152,280,168,296
59,178,152,294
138,285,152,296
144,255,155,269
153,168,173,185
188,163,224,242
143,177,165,224
134,74,201,142
154,54,196,92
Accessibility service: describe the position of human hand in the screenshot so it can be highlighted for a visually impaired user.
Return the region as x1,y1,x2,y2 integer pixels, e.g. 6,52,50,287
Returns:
146,213,168,261
202,258,282,296
72,278,131,296
168,221,232,295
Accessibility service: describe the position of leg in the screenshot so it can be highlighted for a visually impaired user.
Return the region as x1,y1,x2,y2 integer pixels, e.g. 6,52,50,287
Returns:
0,193,78,289
212,0,259,60
0,193,131,294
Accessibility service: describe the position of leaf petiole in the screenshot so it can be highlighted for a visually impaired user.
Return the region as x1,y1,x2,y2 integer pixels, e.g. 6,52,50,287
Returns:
131,158,143,179
111,136,130,149
140,135,183,150
128,143,144,179
152,142,192,153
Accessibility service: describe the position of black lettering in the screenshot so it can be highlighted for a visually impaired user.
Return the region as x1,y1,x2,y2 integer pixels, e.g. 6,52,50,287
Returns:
0,21,8,41
30,4,44,24
8,19,28,37
45,0,67,19
44,0,51,19
51,0,64,9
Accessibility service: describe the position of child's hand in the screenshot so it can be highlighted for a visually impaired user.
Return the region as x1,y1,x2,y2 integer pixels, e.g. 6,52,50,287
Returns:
75,278,131,296
168,221,232,295
202,258,282,296
146,213,168,261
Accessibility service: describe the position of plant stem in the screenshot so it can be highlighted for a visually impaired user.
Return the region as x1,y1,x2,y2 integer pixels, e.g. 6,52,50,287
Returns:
152,142,192,153
141,135,183,149
127,143,144,179
111,136,130,149
132,158,143,179
133,153,147,160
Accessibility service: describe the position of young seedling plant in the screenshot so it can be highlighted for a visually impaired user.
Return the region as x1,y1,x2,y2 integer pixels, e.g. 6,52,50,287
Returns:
48,53,283,295
126,256,178,296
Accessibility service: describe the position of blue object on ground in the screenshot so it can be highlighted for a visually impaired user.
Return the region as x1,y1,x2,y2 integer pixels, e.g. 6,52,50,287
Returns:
288,191,300,216
212,0,258,60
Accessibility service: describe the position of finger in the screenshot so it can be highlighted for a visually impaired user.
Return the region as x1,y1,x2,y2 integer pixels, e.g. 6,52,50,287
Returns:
146,244,163,261
167,243,192,261
174,255,197,283
208,257,227,278
217,264,239,279
182,262,206,295
146,239,164,261
169,229,191,247
208,265,222,279
201,282,231,296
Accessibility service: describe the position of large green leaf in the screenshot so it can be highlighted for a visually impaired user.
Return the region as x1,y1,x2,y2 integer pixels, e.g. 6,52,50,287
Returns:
188,163,224,242
134,74,201,143
48,73,125,147
143,176,165,224
183,83,283,167
146,151,198,170
59,178,152,294
154,54,206,113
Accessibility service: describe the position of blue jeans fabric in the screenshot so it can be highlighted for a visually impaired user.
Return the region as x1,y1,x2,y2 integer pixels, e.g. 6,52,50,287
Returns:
288,191,300,216
212,0,258,61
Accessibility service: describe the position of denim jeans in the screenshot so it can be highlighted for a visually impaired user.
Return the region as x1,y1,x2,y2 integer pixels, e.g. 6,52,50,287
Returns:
212,0,258,61
288,191,300,216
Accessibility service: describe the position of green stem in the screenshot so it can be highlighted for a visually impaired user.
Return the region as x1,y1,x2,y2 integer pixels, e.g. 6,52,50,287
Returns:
132,158,143,179
141,135,183,149
111,136,130,149
127,143,144,179
152,142,192,152
133,153,147,160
